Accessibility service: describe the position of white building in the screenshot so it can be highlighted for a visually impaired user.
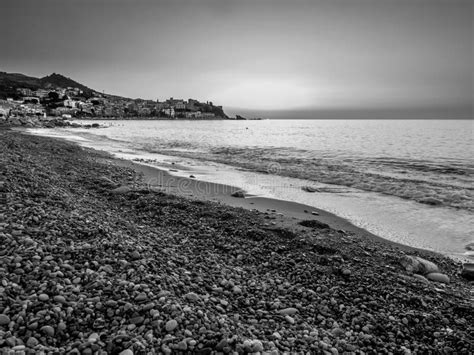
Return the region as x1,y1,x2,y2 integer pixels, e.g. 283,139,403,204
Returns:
185,111,201,118
174,101,186,110
161,107,175,117
34,89,51,98
17,88,33,96
64,99,78,108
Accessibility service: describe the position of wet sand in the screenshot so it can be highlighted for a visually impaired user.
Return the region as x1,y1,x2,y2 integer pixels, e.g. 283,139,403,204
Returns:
113,159,427,254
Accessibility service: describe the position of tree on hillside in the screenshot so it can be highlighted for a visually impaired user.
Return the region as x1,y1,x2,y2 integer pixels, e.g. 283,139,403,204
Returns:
48,91,60,101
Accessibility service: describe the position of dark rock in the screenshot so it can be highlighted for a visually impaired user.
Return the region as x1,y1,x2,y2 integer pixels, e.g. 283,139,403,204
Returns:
299,219,330,229
460,263,474,280
302,186,318,193
231,190,245,198
465,243,474,251
420,197,442,206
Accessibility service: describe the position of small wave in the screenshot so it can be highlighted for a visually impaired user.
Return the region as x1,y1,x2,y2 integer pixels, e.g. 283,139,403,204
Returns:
367,157,474,177
139,145,474,212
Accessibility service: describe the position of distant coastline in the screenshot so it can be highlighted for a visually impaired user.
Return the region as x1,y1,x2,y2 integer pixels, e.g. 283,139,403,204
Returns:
1,71,262,122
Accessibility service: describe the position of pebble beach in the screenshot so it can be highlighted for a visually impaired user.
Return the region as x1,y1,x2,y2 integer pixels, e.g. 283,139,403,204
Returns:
1,128,473,354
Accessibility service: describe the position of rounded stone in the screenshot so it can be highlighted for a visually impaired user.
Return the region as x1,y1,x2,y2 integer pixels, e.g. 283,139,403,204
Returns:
41,325,55,336
26,337,39,348
27,322,39,330
426,272,450,284
5,337,16,347
38,293,49,301
232,286,242,294
165,319,178,332
413,274,429,283
278,307,298,315
130,316,144,325
130,250,141,259
0,314,10,326
88,332,100,343
53,295,66,303
135,292,148,302
342,269,352,276
251,340,264,352
184,292,200,302
176,340,188,351
58,322,67,331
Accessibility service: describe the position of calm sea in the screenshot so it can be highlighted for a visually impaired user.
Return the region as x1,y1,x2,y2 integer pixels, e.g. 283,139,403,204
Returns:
31,119,474,259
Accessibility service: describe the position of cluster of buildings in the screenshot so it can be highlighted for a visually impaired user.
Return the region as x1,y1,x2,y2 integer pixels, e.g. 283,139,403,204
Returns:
0,100,45,119
0,86,225,120
17,86,83,99
134,98,221,119
0,86,85,119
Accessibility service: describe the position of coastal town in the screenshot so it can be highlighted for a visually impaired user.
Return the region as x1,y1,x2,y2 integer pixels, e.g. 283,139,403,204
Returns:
0,90,226,121
0,72,229,123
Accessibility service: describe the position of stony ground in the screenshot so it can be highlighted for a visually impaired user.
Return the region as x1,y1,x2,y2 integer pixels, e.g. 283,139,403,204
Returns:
0,129,473,354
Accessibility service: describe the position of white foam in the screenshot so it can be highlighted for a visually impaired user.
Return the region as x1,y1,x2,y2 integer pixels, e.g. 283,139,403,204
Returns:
27,128,90,142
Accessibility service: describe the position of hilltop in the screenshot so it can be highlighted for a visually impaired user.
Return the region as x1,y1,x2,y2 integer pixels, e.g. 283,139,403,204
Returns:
40,73,94,96
0,71,228,120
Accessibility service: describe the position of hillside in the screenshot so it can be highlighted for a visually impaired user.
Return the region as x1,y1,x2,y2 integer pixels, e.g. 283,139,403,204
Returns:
0,72,94,99
40,73,94,96
0,72,42,99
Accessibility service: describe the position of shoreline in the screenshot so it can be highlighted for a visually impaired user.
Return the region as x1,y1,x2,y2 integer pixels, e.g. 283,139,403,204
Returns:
114,158,428,255
23,121,474,261
1,128,473,353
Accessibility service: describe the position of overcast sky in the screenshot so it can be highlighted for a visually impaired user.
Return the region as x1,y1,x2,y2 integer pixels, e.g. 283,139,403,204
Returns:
1,0,472,118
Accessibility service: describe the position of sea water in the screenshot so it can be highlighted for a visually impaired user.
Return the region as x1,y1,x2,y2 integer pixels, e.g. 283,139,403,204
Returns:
29,119,473,259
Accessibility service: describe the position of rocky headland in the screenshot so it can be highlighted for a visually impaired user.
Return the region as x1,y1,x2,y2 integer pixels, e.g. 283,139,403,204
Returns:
2,116,100,129
0,129,473,354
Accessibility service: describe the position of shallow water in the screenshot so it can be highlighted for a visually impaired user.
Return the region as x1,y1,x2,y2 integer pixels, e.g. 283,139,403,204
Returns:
28,119,474,259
